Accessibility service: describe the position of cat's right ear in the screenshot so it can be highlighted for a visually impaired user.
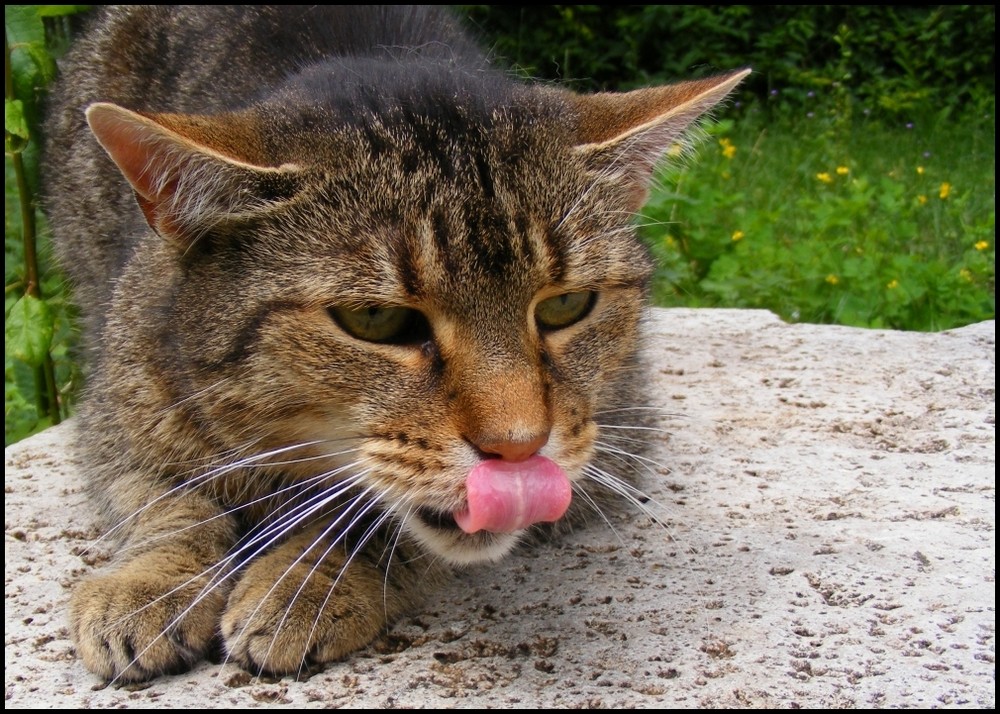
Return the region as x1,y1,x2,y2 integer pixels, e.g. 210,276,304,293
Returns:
85,103,302,247
569,68,750,212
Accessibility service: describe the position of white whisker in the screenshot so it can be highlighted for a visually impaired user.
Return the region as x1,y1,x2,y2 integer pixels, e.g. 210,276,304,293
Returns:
594,439,670,475
232,486,384,676
571,481,628,546
105,462,374,684
582,463,670,530
91,440,336,550
595,423,670,433
112,449,365,557
292,502,403,678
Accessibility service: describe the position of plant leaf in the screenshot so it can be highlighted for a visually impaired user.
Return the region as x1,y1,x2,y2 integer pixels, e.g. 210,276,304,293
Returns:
5,99,30,140
5,295,54,367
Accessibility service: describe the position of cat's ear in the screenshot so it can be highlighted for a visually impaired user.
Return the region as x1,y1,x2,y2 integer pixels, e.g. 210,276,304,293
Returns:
571,68,750,210
85,103,301,246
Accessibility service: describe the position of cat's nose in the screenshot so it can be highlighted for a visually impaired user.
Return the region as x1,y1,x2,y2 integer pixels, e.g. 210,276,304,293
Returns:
477,432,549,462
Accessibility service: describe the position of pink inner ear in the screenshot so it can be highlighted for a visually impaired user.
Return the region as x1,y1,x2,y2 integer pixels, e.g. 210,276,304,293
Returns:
86,104,199,236
87,104,180,204
453,456,572,534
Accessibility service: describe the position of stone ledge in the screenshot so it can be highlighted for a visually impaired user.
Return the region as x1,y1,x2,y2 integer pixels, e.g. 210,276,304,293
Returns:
5,308,995,708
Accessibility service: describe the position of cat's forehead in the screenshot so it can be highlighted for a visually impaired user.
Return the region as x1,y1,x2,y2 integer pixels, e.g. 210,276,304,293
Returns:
288,135,644,314
262,81,650,311
291,188,567,313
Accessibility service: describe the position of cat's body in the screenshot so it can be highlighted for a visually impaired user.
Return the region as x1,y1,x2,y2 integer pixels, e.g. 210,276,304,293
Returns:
45,5,746,682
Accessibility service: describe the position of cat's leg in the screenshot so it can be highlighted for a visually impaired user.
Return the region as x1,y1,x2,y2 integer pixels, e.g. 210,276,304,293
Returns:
69,491,236,682
221,526,437,675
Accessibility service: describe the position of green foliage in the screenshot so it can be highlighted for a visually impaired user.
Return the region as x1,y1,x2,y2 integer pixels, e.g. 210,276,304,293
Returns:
463,5,995,118
642,104,995,331
6,294,54,366
5,5,87,446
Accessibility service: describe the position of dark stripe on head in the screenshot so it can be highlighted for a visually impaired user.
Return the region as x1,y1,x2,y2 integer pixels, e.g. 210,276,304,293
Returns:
431,209,450,255
201,299,299,370
394,233,423,299
431,208,461,275
513,212,535,265
361,122,390,158
404,109,456,181
464,204,515,276
542,226,569,283
473,151,495,200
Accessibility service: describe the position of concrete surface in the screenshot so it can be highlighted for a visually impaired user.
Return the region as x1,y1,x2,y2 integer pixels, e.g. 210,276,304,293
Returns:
5,308,995,708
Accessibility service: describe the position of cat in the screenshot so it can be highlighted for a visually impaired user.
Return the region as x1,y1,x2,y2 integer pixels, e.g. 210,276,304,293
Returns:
44,5,747,682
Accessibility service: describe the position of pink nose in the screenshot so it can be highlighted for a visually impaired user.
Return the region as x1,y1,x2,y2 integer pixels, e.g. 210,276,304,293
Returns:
475,432,549,462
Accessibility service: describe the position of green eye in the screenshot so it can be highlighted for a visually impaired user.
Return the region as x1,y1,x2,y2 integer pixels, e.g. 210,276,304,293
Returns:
535,291,595,330
328,306,429,344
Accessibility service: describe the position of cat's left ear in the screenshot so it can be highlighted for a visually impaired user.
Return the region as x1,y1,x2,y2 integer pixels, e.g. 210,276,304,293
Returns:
571,68,750,210
85,103,302,248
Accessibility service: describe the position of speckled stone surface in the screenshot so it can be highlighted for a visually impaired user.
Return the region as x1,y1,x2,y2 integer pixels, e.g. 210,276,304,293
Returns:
5,309,995,708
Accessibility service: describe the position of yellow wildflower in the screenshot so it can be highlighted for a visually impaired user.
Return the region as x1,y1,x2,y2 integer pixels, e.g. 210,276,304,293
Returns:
959,268,973,283
718,138,735,155
916,166,925,175
825,274,839,285
974,241,989,251
816,172,833,184
939,182,951,199
887,279,899,290
836,166,849,175
917,195,928,205
731,230,745,242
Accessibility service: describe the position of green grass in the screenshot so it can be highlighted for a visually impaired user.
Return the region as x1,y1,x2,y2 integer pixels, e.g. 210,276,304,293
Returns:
642,101,995,331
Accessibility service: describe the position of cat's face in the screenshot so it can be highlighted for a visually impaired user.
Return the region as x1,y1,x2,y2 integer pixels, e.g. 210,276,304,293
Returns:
156,108,649,563
87,69,747,565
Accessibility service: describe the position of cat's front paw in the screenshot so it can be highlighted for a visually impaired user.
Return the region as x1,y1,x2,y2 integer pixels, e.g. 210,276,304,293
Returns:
70,561,226,682
221,551,388,675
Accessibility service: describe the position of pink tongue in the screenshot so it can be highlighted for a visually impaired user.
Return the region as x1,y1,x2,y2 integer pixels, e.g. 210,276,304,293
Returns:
453,456,572,534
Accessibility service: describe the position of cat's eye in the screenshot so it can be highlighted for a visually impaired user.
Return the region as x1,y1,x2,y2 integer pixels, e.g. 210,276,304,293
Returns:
328,305,430,345
535,291,595,330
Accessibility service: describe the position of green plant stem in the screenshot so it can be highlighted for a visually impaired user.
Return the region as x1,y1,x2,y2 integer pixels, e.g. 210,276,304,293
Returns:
5,31,61,425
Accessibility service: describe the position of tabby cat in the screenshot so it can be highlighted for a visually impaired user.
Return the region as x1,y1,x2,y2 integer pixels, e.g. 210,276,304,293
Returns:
44,5,747,682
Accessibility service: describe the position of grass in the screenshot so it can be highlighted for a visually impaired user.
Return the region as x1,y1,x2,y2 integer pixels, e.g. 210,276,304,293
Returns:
642,98,995,331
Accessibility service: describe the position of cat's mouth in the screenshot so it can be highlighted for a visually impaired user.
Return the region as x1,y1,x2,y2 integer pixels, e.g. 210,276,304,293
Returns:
415,507,462,532
405,507,523,565
403,456,574,564
416,456,573,536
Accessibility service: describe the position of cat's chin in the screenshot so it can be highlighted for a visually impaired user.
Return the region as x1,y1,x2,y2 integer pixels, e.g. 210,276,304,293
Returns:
405,510,523,565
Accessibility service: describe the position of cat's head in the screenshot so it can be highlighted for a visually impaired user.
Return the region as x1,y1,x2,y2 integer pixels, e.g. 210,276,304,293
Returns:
87,66,748,564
